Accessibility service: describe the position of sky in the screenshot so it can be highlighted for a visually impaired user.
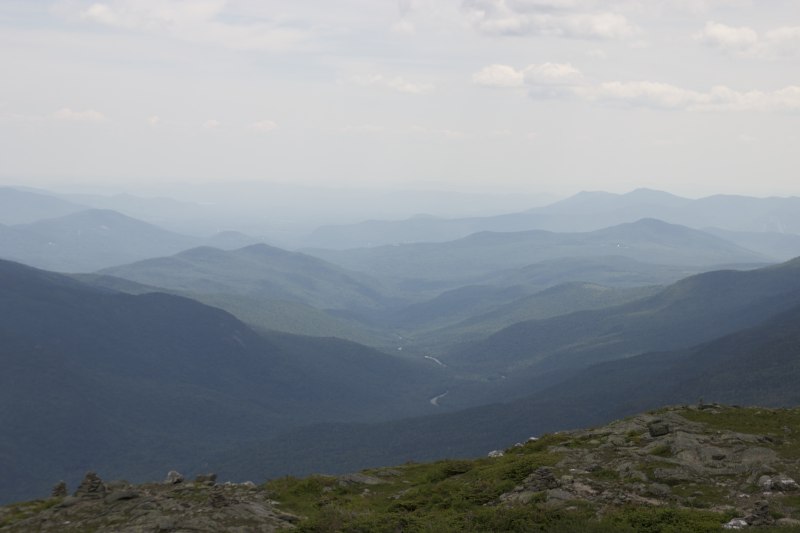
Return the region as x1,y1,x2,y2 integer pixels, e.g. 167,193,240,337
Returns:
1,0,799,198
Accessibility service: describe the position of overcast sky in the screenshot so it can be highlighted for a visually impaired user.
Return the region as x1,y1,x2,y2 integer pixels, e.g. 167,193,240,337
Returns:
1,0,799,198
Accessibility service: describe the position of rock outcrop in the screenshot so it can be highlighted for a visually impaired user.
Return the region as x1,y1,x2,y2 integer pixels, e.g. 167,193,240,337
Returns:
0,476,298,532
491,405,800,524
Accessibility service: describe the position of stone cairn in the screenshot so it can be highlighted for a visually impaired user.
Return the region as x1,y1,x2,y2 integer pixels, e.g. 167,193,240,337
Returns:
50,481,67,498
74,472,106,499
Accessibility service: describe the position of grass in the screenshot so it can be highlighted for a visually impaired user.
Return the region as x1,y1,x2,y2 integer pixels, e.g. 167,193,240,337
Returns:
0,498,60,528
681,406,800,461
264,428,752,533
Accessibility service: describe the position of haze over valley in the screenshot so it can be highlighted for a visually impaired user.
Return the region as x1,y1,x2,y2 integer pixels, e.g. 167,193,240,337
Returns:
3,182,800,509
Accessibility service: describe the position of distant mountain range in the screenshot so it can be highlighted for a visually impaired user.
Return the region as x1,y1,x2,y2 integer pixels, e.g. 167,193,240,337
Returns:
0,208,261,272
0,187,87,225
305,188,800,250
306,218,769,287
4,183,800,509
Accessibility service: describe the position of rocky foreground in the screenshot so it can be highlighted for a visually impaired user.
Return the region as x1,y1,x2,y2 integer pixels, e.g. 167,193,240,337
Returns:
0,472,300,532
4,404,800,532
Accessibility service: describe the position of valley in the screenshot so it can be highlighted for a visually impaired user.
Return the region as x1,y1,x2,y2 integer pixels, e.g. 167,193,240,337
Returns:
2,184,800,513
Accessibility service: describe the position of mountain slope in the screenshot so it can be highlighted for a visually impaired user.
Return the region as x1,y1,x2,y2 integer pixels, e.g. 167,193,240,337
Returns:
414,282,662,352
213,298,800,485
451,257,800,379
0,209,202,272
100,243,394,311
0,259,444,503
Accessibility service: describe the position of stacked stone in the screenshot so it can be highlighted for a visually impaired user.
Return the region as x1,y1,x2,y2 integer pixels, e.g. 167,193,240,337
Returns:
74,472,106,499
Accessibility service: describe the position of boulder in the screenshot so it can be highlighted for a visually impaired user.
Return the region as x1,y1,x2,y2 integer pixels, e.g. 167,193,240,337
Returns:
757,474,799,492
164,470,184,484
647,420,670,437
723,518,748,530
772,474,799,492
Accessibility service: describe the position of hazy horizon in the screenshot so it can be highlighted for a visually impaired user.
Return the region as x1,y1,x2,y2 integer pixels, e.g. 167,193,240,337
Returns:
2,1,800,199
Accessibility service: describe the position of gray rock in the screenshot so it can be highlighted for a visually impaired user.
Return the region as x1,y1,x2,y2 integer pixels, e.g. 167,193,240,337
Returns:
546,488,575,502
55,496,79,508
652,467,692,483
195,473,217,484
723,518,749,530
337,473,386,486
156,517,176,531
647,420,670,437
757,474,799,492
523,467,560,491
645,483,672,499
772,474,799,492
164,470,184,484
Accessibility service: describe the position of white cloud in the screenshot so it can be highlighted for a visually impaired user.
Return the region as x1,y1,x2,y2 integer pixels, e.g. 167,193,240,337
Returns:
473,62,582,91
202,119,220,129
81,0,308,51
697,21,800,58
696,21,758,53
577,81,702,109
524,62,582,85
472,64,525,88
250,120,278,133
53,108,107,122
475,61,800,112
576,81,800,111
762,26,800,57
147,115,161,126
351,74,433,94
462,0,639,40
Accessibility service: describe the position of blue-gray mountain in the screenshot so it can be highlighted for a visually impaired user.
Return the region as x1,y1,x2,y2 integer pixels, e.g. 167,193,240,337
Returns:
0,259,445,504
305,188,800,251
